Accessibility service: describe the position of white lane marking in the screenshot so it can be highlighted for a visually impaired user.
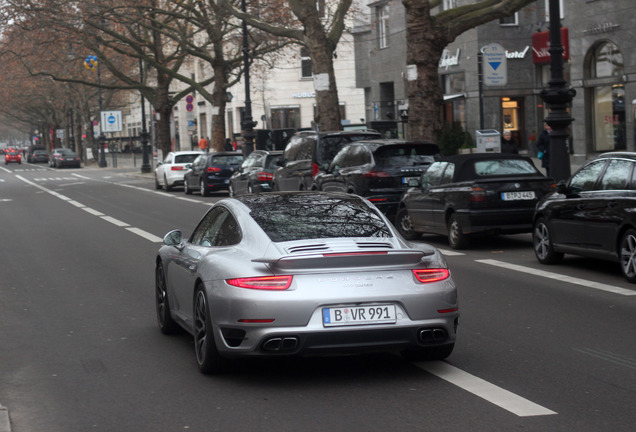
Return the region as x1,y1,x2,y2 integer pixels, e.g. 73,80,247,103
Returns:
477,259,636,296
82,207,105,216
118,183,210,205
14,174,161,244
416,361,557,417
438,248,465,256
126,227,163,243
101,216,130,227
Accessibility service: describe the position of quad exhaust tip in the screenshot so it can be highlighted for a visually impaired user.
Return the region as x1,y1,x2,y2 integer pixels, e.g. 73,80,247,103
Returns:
418,328,448,343
262,336,299,352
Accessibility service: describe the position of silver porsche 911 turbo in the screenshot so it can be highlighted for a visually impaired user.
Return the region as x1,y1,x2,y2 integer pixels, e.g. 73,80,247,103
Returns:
155,191,458,374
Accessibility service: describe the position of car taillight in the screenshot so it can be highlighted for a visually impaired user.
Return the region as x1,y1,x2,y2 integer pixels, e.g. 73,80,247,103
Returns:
257,172,273,181
312,163,320,178
207,167,221,172
412,269,450,283
469,187,486,202
226,275,293,290
363,171,391,178
171,166,184,171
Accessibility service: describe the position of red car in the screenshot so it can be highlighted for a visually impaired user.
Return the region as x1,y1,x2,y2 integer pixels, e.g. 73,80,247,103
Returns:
4,148,22,165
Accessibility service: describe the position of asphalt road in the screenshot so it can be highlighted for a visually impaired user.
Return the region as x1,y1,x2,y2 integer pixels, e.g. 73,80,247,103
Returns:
1,161,634,432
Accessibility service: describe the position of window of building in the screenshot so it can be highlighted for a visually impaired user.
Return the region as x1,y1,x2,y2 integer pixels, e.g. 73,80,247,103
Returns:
377,4,389,49
271,106,301,129
544,0,564,21
443,0,456,10
300,47,312,79
499,12,518,26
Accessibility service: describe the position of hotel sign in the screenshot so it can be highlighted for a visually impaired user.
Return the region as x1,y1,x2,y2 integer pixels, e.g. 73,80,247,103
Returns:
532,28,569,64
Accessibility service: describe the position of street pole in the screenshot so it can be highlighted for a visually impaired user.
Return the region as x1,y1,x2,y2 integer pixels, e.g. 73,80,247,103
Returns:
540,0,575,182
139,57,151,173
97,60,107,168
240,0,257,157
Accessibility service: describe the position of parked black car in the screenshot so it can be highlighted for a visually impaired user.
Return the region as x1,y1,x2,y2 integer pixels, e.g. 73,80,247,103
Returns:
49,148,81,168
228,150,283,196
28,149,49,163
272,130,382,192
395,153,555,249
533,152,636,283
183,152,244,196
313,140,441,217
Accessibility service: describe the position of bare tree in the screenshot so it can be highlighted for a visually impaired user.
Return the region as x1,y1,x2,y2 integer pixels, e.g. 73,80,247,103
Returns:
220,0,354,132
403,0,537,142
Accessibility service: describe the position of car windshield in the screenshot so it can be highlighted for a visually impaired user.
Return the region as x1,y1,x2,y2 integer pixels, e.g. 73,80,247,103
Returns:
174,154,200,164
473,159,537,176
209,155,244,165
374,146,437,168
242,194,392,242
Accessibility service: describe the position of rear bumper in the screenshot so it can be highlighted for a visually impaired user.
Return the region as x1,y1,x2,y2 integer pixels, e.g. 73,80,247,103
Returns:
456,208,535,234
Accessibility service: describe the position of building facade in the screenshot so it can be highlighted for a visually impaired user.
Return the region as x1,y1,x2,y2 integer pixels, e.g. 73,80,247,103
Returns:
354,0,636,164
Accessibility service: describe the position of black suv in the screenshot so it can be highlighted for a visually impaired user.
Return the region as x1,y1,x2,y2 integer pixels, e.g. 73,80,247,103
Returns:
313,140,441,217
272,130,382,191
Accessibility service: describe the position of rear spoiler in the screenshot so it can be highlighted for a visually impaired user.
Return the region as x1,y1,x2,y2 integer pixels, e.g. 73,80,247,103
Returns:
253,249,433,271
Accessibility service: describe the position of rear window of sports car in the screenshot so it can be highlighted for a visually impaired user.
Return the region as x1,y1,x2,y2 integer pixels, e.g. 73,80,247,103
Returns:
243,194,392,242
473,159,537,176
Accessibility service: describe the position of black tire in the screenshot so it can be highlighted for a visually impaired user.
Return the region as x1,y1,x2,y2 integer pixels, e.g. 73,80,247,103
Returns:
163,175,172,191
194,285,231,374
402,343,455,361
200,179,210,197
448,213,469,250
533,217,564,264
155,263,180,334
184,179,192,195
395,207,419,240
619,228,636,283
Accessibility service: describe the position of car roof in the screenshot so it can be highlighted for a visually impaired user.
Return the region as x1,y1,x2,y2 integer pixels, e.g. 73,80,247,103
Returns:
597,152,636,160
438,152,539,182
347,139,440,152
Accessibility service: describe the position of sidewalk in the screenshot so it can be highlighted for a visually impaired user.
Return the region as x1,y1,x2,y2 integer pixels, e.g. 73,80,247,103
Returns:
83,152,155,176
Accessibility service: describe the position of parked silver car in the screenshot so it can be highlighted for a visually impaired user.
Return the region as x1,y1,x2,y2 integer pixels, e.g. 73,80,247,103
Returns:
155,192,458,374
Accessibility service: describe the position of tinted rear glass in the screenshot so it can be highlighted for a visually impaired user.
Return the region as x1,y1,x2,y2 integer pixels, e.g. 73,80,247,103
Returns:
265,155,282,169
241,194,391,242
209,155,244,165
474,159,537,176
175,154,200,164
318,135,378,164
374,145,438,168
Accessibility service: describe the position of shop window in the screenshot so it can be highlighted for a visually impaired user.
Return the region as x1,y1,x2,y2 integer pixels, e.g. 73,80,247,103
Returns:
588,41,625,151
500,13,518,26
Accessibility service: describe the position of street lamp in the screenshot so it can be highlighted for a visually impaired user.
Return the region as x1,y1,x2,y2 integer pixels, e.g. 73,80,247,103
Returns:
540,0,576,182
240,0,257,156
139,57,151,173
85,54,107,167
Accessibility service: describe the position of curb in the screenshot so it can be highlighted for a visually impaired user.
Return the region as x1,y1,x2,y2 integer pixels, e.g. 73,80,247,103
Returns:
0,405,11,432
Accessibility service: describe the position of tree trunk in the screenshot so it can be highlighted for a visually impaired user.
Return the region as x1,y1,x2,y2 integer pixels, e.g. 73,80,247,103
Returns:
211,58,227,152
403,0,448,143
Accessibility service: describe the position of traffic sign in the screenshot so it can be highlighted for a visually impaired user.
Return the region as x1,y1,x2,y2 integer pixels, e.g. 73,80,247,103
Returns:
186,95,194,104
186,103,194,112
100,110,123,133
481,43,507,87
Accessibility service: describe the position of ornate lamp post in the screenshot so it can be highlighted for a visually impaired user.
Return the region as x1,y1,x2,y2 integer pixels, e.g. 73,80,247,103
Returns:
540,0,576,182
240,0,257,156
139,57,151,173
85,54,107,167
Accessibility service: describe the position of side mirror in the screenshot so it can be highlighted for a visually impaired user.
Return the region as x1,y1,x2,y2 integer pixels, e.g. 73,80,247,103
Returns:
184,163,192,169
408,178,420,187
556,180,568,194
157,161,163,166
276,159,285,167
163,230,184,250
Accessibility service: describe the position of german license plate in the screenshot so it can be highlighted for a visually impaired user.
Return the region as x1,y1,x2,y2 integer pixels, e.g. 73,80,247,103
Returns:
322,304,396,327
501,191,536,200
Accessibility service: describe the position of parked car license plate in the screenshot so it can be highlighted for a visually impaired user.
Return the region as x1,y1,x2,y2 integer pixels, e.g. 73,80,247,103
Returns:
501,191,536,200
402,176,419,184
322,304,396,327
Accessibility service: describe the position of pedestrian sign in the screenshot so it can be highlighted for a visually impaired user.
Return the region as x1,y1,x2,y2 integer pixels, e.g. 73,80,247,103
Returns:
481,43,507,87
